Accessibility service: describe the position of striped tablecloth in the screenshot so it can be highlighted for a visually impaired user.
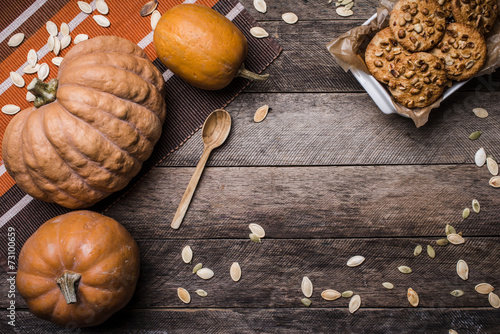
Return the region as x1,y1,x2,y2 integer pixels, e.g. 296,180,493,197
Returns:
0,0,281,269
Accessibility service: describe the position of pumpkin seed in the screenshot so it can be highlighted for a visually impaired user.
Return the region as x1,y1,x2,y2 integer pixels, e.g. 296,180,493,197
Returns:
195,289,207,297
250,27,269,39
46,21,58,36
487,158,499,176
475,283,494,294
473,108,488,118
407,288,419,307
489,292,500,308
249,233,262,243
151,10,161,31
427,245,436,259
60,22,70,36
196,268,214,280
77,1,92,14
96,0,109,15
301,297,312,307
8,33,24,47
248,223,265,238
321,289,341,300
140,0,158,17
10,72,25,88
23,64,40,74
192,263,203,274
349,295,361,313
346,255,365,267
52,57,63,67
342,290,353,298
382,282,394,290
1,104,21,115
282,12,298,24
26,91,36,102
345,1,354,9
472,199,480,213
74,34,89,44
449,330,458,334
47,35,55,51
462,208,470,219
177,287,191,304
61,35,71,50
450,289,465,297
301,276,313,297
413,245,422,256
94,15,110,28
436,238,449,246
53,37,61,56
489,176,500,188
456,260,469,280
398,266,412,274
27,49,37,67
469,131,482,140
181,245,193,264
230,262,241,282
254,105,270,123
253,0,267,13
445,224,456,235
448,234,465,245
475,147,486,167
336,7,354,17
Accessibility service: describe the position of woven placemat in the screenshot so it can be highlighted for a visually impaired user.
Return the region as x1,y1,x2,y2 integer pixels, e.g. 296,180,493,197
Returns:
0,0,282,270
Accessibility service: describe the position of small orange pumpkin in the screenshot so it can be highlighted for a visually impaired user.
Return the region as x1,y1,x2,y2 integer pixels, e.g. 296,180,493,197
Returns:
16,211,140,328
153,3,268,90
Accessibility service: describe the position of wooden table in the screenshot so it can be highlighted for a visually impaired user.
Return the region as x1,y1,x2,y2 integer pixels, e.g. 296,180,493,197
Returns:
4,0,500,332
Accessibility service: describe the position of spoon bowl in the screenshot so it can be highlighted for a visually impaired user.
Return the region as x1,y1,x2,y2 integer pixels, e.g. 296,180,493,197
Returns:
202,109,232,149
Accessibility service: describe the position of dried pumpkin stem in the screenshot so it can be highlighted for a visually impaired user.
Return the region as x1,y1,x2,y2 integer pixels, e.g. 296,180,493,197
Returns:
236,64,269,82
27,78,58,108
56,271,82,304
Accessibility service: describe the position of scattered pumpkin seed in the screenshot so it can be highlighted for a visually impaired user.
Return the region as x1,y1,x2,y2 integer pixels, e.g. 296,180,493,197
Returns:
46,21,58,36
282,12,298,24
342,290,353,298
489,176,500,188
53,37,61,56
140,0,158,16
445,224,456,235
472,199,480,213
23,64,39,74
195,289,207,297
192,263,203,274
345,1,354,9
26,91,36,102
450,289,465,297
38,63,49,81
249,233,262,243
254,104,269,122
349,295,361,313
253,0,267,13
177,287,191,304
250,27,269,39
407,288,419,307
427,245,436,259
475,147,486,167
398,266,412,274
487,158,499,175
449,330,458,334
321,289,341,300
196,268,214,280
94,15,111,28
489,292,500,308
27,49,37,67
151,10,161,31
456,260,469,280
448,234,465,245
436,238,449,246
181,245,193,264
52,57,63,67
469,131,482,140
462,208,470,219
382,282,394,290
475,283,494,294
472,107,488,118
346,255,365,267
414,245,422,256
60,22,70,36
8,33,24,47
61,35,71,50
336,6,354,17
230,262,241,282
96,0,109,15
74,34,89,44
10,72,25,88
47,35,54,51
301,276,313,297
77,1,92,14
248,223,265,238
301,297,312,307
1,104,21,115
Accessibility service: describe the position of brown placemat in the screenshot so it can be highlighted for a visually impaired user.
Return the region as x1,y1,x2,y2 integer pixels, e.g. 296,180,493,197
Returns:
0,0,282,271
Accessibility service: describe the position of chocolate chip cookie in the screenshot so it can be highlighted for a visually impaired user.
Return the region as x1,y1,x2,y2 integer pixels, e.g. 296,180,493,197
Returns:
451,0,498,34
437,0,453,18
388,52,450,108
389,0,448,52
365,28,411,83
431,23,487,81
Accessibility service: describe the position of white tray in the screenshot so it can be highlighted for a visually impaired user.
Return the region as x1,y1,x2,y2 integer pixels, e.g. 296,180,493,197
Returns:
350,14,469,115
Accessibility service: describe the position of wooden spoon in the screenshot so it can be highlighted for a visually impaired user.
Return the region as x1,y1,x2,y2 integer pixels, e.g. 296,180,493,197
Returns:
171,109,232,229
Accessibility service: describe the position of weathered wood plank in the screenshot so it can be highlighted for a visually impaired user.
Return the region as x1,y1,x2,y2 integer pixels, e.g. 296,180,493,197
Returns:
4,308,500,333
160,92,500,167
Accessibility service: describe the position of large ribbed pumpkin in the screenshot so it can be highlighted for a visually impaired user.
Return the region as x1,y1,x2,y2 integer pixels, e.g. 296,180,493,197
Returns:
2,36,166,209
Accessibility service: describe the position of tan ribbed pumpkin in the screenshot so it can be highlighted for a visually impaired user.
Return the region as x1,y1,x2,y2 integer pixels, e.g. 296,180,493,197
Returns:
2,36,166,209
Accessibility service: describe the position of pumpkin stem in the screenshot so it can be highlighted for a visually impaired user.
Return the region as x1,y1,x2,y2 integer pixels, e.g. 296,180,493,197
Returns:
28,78,58,108
56,271,81,304
236,64,269,82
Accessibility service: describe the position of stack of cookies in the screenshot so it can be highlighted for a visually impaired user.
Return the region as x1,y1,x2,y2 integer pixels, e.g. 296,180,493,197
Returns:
365,0,497,109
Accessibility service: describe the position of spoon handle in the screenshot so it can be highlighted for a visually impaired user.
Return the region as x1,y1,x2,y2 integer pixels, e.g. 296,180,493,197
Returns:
171,148,212,229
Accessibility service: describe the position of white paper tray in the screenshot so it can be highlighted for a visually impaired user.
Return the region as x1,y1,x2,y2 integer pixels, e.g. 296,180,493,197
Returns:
351,14,469,115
